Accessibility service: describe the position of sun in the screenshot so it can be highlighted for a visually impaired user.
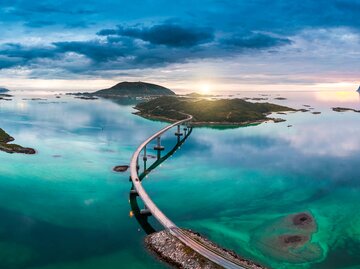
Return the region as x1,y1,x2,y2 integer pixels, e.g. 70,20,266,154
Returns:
199,83,211,94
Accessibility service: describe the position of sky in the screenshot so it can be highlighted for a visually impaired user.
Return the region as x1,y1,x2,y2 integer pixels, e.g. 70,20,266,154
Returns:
0,0,360,93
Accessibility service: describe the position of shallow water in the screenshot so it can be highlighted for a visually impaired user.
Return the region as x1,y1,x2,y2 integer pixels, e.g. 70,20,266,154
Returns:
0,91,359,269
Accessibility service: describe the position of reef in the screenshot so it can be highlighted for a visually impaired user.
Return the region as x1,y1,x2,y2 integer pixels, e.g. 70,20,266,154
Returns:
250,212,323,264
113,165,129,172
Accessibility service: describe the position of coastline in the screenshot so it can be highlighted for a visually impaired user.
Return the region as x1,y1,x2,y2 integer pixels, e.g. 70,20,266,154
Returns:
0,128,36,154
145,229,267,269
133,111,286,127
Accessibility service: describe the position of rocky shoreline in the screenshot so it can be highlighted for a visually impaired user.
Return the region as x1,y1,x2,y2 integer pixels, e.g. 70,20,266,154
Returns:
145,229,267,269
0,128,36,154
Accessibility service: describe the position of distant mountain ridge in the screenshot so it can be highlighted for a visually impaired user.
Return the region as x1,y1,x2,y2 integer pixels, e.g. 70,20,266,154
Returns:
94,81,175,97
0,87,9,93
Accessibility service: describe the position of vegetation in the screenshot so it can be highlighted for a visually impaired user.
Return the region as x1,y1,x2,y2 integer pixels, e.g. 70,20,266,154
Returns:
93,81,175,97
135,96,295,125
0,128,35,154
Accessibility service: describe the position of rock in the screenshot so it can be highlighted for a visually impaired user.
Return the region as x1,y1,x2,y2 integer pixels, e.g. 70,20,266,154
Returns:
113,165,129,172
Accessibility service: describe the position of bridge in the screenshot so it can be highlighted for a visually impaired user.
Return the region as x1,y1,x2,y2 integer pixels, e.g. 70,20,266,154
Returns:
129,116,247,269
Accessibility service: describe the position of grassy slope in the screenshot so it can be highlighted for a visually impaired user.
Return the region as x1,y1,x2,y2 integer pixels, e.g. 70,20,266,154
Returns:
135,96,295,124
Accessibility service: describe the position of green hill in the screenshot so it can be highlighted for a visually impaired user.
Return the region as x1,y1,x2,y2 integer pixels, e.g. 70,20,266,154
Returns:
135,96,295,126
94,81,175,97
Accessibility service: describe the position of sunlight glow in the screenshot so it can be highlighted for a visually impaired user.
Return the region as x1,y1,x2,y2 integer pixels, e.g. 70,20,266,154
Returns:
199,83,212,94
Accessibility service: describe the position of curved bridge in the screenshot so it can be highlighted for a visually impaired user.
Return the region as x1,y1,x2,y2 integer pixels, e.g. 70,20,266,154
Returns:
129,116,247,269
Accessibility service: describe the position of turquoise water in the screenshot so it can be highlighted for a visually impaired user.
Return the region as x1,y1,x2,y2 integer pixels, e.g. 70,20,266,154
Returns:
0,91,359,268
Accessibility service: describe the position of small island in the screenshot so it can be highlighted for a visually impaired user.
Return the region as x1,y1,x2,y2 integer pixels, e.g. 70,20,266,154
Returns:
0,128,36,154
134,96,295,126
332,107,360,113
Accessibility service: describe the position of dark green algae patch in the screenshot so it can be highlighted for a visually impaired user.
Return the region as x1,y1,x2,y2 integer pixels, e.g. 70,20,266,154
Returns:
250,212,324,265
134,96,295,127
0,128,35,154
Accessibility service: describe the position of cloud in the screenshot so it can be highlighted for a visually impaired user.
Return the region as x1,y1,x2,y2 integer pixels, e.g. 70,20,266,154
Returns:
98,23,214,47
1,0,360,83
53,40,129,62
222,32,292,49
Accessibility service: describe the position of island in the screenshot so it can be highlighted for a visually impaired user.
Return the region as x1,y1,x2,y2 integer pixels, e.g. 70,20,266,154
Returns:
67,81,176,101
0,87,9,93
0,128,36,154
134,96,295,126
332,107,360,113
95,81,175,97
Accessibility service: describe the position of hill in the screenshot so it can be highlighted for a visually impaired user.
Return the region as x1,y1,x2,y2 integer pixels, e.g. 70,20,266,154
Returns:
135,96,295,126
93,81,175,97
357,86,360,92
0,87,9,93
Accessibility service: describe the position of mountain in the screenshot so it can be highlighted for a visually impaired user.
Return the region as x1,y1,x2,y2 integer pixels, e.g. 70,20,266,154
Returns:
93,82,175,97
0,87,9,93
357,86,360,92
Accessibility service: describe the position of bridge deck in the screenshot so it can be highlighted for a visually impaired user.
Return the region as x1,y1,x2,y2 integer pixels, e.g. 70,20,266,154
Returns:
129,116,246,269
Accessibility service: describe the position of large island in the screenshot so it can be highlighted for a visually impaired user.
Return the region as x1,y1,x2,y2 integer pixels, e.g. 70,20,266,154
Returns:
135,96,295,126
0,128,35,154
92,81,175,98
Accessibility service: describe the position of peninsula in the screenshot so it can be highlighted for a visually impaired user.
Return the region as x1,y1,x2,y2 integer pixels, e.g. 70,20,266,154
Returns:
134,96,295,126
0,128,36,154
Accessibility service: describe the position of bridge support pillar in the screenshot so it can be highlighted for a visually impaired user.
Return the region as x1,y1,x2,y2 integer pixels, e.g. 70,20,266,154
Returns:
175,125,183,137
143,146,147,161
130,189,139,196
154,136,165,151
140,206,152,216
154,136,165,159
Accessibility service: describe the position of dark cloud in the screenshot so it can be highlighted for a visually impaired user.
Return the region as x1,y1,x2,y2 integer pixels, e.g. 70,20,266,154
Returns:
222,33,292,49
0,43,57,60
53,40,129,62
98,23,214,47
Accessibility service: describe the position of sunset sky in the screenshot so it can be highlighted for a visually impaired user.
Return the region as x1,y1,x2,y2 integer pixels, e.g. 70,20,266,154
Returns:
0,0,360,93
